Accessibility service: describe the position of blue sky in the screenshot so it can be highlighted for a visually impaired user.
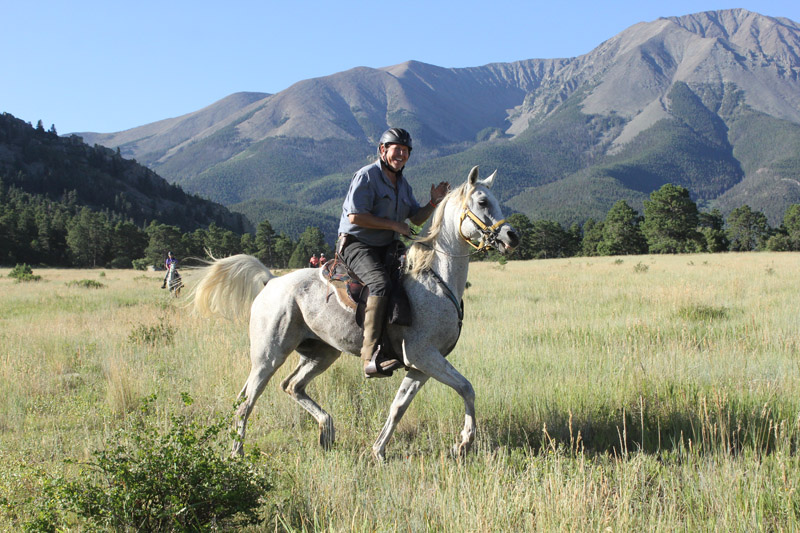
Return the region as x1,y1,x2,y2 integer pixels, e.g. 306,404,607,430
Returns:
3,1,799,134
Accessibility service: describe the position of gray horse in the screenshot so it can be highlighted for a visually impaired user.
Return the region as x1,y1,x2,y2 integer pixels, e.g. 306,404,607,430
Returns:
166,264,183,297
191,166,519,460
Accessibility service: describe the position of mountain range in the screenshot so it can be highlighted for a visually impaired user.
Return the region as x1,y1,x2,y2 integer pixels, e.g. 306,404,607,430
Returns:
76,9,800,229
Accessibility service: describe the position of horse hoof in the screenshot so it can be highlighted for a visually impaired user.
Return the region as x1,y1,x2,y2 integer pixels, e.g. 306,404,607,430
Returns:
319,432,334,451
451,443,470,460
319,419,335,450
372,449,386,463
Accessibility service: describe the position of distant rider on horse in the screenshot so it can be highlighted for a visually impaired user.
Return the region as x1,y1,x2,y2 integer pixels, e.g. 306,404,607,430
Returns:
337,127,449,378
161,251,177,289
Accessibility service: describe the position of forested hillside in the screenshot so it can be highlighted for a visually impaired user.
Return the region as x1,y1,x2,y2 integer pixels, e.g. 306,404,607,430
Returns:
0,113,247,233
230,197,340,244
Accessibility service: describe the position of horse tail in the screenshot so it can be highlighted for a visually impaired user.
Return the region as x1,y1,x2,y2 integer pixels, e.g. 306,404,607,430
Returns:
190,254,275,323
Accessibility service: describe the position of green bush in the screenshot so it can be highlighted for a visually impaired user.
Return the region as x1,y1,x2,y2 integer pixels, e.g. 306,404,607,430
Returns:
65,279,105,289
131,258,151,271
677,304,729,321
52,394,272,531
8,263,41,282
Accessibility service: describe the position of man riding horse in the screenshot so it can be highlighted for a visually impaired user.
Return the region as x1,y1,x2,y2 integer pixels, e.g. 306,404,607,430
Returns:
337,128,449,378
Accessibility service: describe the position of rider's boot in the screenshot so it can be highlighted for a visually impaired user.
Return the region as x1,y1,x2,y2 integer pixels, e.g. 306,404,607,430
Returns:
361,295,403,378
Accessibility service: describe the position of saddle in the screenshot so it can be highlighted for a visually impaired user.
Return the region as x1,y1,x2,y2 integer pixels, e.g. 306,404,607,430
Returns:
320,259,411,328
320,254,412,365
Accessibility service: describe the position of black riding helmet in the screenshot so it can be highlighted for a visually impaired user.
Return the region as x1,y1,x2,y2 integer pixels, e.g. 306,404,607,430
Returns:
378,127,412,152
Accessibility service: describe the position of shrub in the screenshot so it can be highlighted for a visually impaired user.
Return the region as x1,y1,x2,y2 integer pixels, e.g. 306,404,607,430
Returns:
54,394,272,531
131,258,151,271
8,263,41,282
677,304,729,321
66,280,105,289
128,318,176,345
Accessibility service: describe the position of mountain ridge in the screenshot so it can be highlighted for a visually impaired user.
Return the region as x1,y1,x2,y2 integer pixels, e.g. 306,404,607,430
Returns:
73,8,800,226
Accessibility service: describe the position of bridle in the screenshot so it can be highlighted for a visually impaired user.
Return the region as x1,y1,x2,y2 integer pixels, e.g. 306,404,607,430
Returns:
409,196,508,257
458,205,508,253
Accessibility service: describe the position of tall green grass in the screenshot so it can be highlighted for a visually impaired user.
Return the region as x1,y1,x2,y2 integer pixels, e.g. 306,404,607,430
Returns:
1,254,800,530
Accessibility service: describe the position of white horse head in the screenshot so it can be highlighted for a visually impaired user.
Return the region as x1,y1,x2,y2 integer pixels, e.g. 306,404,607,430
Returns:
407,165,519,277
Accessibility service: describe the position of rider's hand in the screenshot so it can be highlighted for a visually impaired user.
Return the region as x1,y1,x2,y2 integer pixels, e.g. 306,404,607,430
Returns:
430,181,450,205
395,221,412,237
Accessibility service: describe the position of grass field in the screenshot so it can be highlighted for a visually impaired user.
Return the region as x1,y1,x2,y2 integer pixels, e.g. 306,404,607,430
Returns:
1,253,800,530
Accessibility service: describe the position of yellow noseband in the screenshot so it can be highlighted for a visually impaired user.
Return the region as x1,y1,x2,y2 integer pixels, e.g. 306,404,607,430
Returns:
459,209,507,252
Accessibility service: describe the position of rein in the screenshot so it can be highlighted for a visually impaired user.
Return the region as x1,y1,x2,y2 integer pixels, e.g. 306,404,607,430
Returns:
427,268,464,357
409,239,484,258
404,197,507,355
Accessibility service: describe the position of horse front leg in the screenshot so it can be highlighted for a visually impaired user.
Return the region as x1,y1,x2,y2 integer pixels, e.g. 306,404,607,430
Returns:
440,367,476,458
406,345,476,459
372,369,429,462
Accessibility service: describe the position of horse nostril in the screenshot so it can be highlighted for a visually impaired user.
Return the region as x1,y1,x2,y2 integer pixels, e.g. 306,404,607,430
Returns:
508,230,520,247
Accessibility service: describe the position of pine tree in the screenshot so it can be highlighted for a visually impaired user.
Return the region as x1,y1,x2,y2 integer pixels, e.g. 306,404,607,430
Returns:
255,219,278,267
726,206,771,251
288,227,329,268
66,208,111,267
641,184,703,253
597,200,647,256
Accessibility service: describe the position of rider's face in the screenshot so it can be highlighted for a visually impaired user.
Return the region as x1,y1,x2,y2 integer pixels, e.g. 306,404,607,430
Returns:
380,143,410,173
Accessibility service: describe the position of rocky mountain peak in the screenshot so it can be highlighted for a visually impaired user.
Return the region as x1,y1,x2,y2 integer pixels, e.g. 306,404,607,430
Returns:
72,9,800,228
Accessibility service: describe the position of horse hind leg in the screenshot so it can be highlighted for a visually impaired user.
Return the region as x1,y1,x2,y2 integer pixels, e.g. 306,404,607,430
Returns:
232,364,276,456
232,333,298,456
280,341,341,450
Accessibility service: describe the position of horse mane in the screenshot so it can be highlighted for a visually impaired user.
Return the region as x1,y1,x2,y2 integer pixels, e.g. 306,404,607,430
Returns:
406,181,473,278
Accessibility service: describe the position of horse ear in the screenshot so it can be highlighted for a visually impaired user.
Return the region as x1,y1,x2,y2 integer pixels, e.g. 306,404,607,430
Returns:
481,170,497,189
468,166,479,186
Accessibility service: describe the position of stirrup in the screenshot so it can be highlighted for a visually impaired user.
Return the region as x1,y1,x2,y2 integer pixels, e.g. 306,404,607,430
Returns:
364,352,403,378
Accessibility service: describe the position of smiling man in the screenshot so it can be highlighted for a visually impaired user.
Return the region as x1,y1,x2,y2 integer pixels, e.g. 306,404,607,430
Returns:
337,127,449,378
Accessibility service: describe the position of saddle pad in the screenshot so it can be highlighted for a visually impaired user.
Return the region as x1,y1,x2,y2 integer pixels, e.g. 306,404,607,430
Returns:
319,261,365,314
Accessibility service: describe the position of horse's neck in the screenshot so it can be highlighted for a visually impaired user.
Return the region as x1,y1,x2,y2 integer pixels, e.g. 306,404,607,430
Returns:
430,217,471,300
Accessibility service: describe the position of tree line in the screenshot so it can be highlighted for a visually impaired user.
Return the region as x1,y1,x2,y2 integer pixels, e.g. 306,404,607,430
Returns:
3,178,800,271
0,179,332,270
507,183,800,260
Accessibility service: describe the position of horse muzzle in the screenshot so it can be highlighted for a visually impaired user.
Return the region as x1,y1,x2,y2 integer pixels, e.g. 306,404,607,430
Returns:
493,225,520,255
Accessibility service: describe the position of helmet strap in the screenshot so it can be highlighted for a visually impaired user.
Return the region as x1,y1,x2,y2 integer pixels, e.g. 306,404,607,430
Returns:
380,153,404,177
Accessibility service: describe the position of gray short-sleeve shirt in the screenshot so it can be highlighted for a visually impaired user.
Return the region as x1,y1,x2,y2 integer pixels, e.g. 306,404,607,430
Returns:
338,161,421,246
